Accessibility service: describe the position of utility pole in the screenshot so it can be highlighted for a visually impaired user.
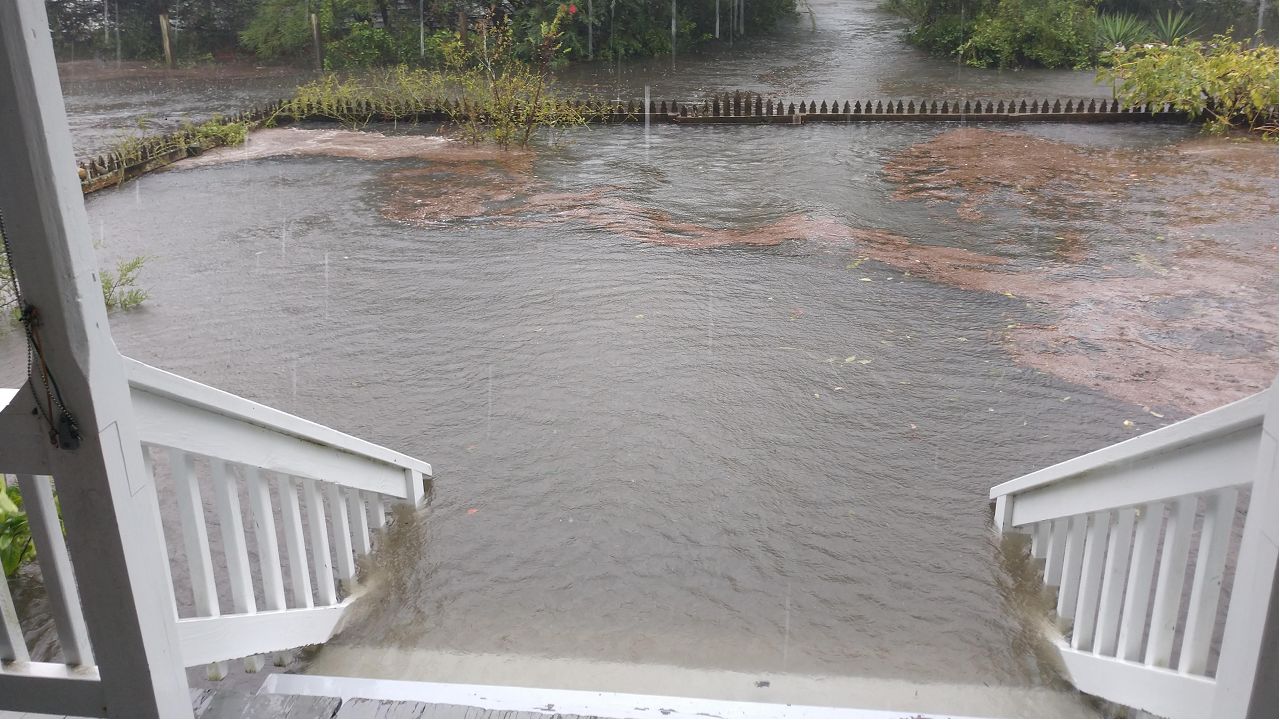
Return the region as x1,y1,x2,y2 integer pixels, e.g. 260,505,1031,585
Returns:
588,0,594,60
671,0,676,69
419,0,424,59
715,0,720,39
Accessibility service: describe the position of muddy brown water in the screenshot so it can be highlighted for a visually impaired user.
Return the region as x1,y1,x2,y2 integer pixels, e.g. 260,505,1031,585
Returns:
3,0,1276,713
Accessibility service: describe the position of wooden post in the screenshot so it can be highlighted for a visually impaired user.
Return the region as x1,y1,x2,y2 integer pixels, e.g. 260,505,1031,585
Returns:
588,0,594,59
158,13,174,68
419,0,425,59
311,13,323,70
715,0,720,38
0,1,191,716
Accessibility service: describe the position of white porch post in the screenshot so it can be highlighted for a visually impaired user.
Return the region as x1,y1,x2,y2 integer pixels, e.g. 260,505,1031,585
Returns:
0,1,191,717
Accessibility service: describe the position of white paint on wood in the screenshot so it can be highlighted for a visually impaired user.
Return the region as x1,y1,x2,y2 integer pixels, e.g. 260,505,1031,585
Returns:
1210,386,1278,717
265,672,949,720
1008,425,1260,527
171,449,220,618
1179,488,1237,674
175,601,352,667
134,389,412,500
1145,497,1196,667
1030,521,1047,559
1093,507,1135,657
245,468,286,612
275,475,313,609
1071,512,1109,650
991,389,1270,499
14,475,94,666
348,488,371,557
1043,518,1067,587
326,481,356,583
1118,501,1162,662
0,550,29,662
303,478,337,606
0,2,192,712
0,662,104,717
126,359,430,476
1055,642,1214,718
367,491,386,532
1056,515,1087,620
403,468,424,506
211,461,257,615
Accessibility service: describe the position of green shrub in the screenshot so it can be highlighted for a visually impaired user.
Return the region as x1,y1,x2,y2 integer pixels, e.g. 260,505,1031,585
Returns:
325,22,410,69
960,0,1098,68
1096,12,1150,49
0,486,33,578
1098,33,1279,133
100,256,149,311
1149,9,1200,45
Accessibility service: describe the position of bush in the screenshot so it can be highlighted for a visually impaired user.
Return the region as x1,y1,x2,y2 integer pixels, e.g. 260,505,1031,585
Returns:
1096,12,1150,49
1098,33,1279,133
959,0,1098,68
325,22,410,69
1,486,32,578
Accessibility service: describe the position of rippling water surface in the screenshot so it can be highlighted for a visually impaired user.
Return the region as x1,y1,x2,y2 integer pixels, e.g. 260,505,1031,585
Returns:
6,0,1274,713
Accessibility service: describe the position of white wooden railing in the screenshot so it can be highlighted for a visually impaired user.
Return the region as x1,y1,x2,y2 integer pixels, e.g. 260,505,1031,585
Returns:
991,384,1277,718
1,358,431,707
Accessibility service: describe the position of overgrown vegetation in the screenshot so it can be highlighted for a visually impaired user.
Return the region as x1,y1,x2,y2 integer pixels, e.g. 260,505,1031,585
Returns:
1,486,33,578
0,232,150,320
48,0,799,67
882,0,1275,68
1098,33,1279,133
280,7,587,147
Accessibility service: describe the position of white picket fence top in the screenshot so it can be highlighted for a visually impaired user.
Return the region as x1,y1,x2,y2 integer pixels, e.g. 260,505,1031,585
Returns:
991,384,1277,718
1,359,433,713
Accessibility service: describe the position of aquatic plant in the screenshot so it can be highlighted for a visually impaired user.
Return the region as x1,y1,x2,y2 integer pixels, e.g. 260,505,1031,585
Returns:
1095,13,1150,50
1099,32,1279,134
100,256,150,311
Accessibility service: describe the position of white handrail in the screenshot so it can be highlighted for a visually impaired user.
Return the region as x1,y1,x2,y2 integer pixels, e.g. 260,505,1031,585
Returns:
126,358,432,478
991,383,1278,718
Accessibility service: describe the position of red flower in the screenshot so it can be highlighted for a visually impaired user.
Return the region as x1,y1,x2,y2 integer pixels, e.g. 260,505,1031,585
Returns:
568,3,577,14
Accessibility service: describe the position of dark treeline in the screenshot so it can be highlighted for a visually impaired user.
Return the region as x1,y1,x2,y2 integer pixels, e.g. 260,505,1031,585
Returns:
880,0,1275,68
47,0,798,67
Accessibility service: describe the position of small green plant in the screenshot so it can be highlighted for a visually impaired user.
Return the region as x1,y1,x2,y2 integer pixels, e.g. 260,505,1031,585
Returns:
191,116,249,147
1099,33,1279,134
958,0,1098,69
1,486,33,578
100,256,149,311
1149,10,1200,46
1096,13,1150,50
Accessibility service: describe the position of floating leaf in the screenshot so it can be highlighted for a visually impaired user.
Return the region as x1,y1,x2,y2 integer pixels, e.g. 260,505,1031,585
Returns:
846,257,867,269
844,356,857,363
1123,419,1135,428
858,359,872,365
860,277,873,282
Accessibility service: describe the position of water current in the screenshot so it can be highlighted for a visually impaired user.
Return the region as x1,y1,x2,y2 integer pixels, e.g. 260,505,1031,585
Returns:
4,0,1276,715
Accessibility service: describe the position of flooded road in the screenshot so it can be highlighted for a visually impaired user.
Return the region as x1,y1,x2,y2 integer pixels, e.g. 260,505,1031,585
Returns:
7,0,1276,715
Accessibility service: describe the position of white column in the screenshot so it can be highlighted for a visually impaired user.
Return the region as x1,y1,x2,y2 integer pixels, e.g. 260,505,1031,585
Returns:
0,1,191,716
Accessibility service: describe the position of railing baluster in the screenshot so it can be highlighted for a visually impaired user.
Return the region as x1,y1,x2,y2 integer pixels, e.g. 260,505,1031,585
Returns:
1056,515,1087,620
1094,507,1136,656
1043,518,1068,586
348,488,371,556
367,491,386,531
246,468,286,612
326,482,357,583
14,474,94,666
212,461,257,615
1071,511,1109,649
171,448,220,617
1031,521,1048,559
1118,501,1163,661
303,478,337,605
276,475,313,609
0,542,28,662
1145,497,1196,667
1178,488,1238,674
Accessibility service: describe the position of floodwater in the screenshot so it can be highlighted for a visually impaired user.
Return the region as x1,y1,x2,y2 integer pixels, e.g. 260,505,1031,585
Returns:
4,0,1276,715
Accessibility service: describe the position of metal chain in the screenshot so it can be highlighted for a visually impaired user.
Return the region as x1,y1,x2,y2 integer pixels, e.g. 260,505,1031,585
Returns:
0,208,81,448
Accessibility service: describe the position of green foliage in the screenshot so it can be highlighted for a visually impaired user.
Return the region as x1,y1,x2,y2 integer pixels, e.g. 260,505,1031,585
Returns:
192,116,250,146
1149,9,1201,44
1096,12,1151,49
100,256,150,311
326,22,411,69
958,0,1099,68
239,0,321,60
1099,33,1279,133
1,485,33,579
284,8,587,148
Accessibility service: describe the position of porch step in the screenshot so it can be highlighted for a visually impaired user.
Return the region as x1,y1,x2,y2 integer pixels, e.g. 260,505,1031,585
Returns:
188,688,585,719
